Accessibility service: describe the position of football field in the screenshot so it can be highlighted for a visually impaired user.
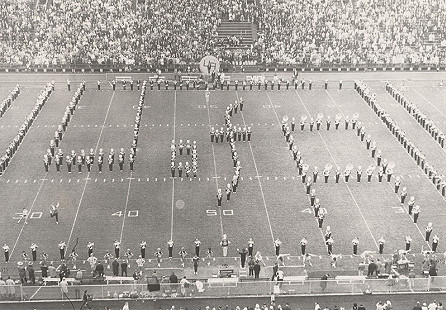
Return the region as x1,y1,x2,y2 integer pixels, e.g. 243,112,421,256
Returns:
1,72,446,274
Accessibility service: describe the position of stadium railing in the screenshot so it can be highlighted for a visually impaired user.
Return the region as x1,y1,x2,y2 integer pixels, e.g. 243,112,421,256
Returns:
9,276,446,302
2,62,446,74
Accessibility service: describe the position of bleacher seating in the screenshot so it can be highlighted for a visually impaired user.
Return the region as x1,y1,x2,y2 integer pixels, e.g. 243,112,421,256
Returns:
1,0,445,68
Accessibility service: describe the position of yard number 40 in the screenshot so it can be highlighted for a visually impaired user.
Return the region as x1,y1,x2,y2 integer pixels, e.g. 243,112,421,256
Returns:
112,210,139,217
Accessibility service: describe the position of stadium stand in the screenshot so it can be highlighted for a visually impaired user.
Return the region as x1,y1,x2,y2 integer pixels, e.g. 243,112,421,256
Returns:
0,0,445,69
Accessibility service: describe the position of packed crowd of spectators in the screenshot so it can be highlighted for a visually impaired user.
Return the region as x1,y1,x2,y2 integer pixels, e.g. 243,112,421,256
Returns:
0,0,446,68
257,0,446,66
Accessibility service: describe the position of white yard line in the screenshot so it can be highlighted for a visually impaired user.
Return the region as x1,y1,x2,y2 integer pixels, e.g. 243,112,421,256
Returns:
414,89,446,121
65,92,115,253
170,91,177,241
10,175,48,258
236,91,275,245
264,92,326,243
119,171,133,244
296,90,379,250
9,84,56,258
327,90,434,249
206,93,224,236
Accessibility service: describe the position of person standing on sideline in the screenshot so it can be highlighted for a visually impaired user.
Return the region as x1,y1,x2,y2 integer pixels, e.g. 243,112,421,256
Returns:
237,247,248,268
140,241,146,259
69,249,78,270
122,301,130,310
58,241,67,260
104,251,113,269
79,290,92,310
352,237,359,255
432,235,439,252
179,247,187,267
167,240,173,259
425,222,433,242
194,239,201,257
60,277,68,297
405,235,412,251
192,255,199,275
274,239,282,256
50,202,59,224
87,242,94,257
112,258,119,276
300,238,307,255
3,245,9,263
254,260,261,279
154,248,163,267
114,240,121,259
248,238,254,257
378,237,385,254
220,234,230,257
30,243,38,261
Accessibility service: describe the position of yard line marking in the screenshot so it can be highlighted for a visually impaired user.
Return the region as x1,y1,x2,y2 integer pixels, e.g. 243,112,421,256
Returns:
417,89,446,120
266,92,326,244
237,91,275,245
170,91,177,241
10,175,48,258
119,171,133,244
65,91,116,256
206,92,224,237
328,90,436,250
298,90,380,250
